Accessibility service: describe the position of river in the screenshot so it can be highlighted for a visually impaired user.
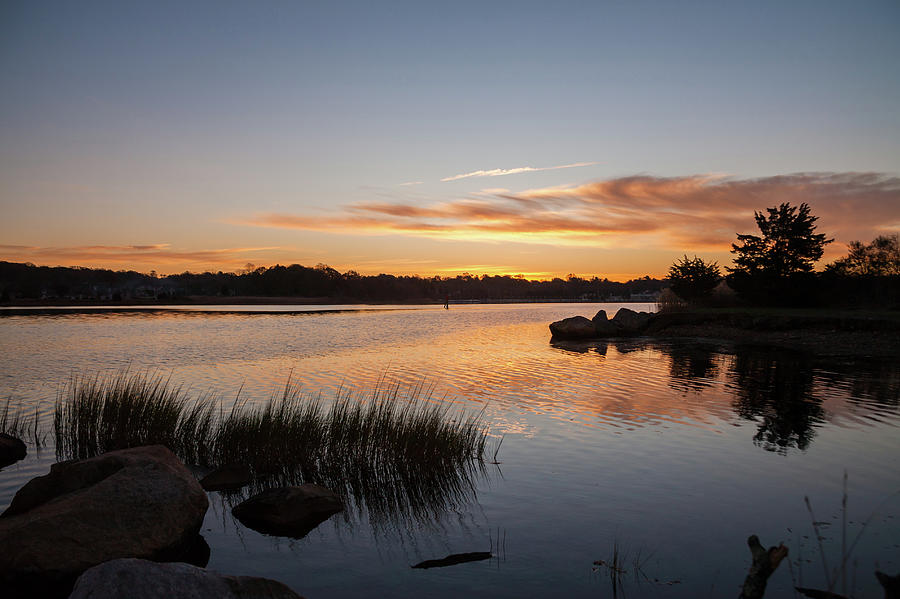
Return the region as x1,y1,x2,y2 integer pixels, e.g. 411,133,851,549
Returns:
1,303,898,597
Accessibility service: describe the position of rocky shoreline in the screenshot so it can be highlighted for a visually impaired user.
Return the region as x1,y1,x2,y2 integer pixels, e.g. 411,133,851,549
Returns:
551,308,900,358
0,445,334,598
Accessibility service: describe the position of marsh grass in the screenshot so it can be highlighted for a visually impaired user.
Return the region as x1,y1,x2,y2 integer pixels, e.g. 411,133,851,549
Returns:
54,371,491,522
2,396,46,447
792,473,900,598
54,372,217,463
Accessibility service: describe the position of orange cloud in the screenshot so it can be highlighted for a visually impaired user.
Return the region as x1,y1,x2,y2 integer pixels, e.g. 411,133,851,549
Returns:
0,244,278,273
239,172,900,255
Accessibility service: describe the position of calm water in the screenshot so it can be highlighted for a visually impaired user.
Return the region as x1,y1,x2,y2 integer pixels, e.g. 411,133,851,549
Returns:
1,303,899,598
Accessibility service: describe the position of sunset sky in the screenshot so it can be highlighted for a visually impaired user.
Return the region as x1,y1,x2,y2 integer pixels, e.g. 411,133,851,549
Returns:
2,1,899,280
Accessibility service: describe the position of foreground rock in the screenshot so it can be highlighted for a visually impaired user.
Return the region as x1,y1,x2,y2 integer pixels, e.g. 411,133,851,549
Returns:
233,484,343,538
200,463,253,492
0,445,208,597
592,310,620,336
611,308,652,333
548,315,597,339
550,308,654,340
0,433,27,467
69,558,303,599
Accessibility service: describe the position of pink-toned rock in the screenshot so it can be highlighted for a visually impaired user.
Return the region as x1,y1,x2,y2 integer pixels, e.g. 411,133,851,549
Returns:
0,445,208,597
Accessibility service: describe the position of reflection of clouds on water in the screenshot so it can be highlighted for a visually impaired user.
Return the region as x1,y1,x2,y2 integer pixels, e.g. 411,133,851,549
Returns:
486,416,537,438
3,304,900,457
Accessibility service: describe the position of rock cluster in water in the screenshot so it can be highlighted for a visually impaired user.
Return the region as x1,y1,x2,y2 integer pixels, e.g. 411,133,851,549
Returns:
549,308,653,340
0,445,209,597
0,444,342,597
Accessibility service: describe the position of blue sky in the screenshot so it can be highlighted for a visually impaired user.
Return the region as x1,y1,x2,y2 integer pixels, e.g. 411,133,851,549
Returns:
2,1,898,278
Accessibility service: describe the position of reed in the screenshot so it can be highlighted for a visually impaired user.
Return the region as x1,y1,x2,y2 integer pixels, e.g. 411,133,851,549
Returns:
2,396,46,447
53,371,491,520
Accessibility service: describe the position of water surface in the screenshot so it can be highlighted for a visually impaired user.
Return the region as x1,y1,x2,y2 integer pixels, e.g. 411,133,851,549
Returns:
1,303,898,597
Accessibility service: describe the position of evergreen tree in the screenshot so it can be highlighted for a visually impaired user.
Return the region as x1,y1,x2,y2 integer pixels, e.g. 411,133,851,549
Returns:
726,202,833,305
667,255,721,302
728,202,833,277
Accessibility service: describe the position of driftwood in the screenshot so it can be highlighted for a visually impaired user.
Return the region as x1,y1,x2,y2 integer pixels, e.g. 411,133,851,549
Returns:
739,535,788,599
876,571,900,599
795,589,847,599
412,552,492,569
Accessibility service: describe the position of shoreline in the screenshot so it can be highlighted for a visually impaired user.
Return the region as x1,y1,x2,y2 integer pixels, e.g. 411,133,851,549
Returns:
554,307,900,359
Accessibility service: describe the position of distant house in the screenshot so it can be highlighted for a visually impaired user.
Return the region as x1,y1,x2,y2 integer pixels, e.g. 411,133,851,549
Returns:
631,291,661,302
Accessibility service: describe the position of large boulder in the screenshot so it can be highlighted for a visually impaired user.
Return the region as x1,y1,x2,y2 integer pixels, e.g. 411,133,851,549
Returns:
549,316,597,340
611,308,652,334
0,433,27,467
233,484,343,538
592,310,621,336
69,558,303,599
0,445,208,598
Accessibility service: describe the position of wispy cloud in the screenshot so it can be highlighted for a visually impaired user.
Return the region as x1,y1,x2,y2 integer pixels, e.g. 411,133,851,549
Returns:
398,181,423,186
440,161,598,182
238,172,900,257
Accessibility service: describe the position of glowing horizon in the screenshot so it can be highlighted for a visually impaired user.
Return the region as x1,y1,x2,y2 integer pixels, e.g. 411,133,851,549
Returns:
1,3,898,283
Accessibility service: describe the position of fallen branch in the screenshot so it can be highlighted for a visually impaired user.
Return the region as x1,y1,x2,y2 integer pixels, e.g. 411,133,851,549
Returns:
412,552,492,569
739,535,788,599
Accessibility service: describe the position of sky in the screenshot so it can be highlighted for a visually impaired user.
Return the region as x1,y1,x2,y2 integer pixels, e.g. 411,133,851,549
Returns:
1,1,899,281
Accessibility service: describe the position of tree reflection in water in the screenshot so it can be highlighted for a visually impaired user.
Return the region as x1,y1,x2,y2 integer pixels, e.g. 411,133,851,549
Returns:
729,350,825,453
664,342,725,393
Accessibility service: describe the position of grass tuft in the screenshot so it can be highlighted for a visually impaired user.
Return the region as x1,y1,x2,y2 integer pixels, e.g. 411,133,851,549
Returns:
53,371,492,521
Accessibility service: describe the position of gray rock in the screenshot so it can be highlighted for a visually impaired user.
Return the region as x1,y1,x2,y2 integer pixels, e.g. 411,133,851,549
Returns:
200,463,252,492
611,308,652,333
0,433,27,468
69,558,304,599
233,484,343,538
549,316,597,339
592,310,621,336
0,445,208,597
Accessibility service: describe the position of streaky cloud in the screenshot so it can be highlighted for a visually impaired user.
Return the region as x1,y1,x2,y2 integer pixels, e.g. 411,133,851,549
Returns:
440,161,598,182
238,172,900,253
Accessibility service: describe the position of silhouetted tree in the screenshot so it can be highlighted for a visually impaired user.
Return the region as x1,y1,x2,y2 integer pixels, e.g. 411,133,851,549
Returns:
826,234,900,276
727,202,832,304
667,255,721,303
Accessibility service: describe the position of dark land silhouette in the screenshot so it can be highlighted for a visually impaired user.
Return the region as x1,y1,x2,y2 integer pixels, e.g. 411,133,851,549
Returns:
0,261,666,305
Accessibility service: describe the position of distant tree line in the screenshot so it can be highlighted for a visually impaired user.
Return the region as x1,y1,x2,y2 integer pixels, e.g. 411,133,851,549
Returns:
0,261,667,304
666,203,900,308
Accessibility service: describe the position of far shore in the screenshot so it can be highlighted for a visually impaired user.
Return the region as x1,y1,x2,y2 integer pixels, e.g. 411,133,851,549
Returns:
0,296,655,308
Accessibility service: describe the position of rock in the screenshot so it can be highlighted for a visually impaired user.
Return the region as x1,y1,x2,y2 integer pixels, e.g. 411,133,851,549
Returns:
611,308,652,333
233,484,343,538
592,310,621,336
200,463,252,492
549,316,597,339
0,445,208,598
0,433,27,467
68,558,304,599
